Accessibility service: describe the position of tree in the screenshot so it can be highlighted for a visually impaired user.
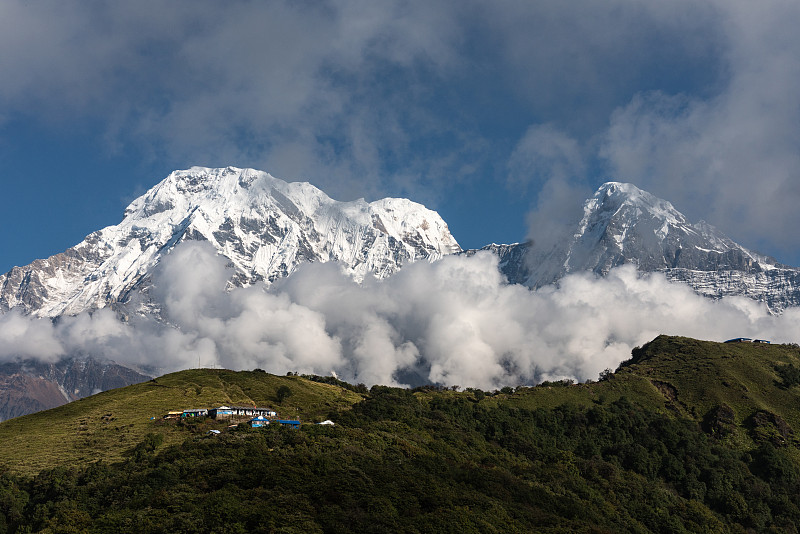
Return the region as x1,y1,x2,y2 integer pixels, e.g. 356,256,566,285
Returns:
276,385,293,404
775,363,800,388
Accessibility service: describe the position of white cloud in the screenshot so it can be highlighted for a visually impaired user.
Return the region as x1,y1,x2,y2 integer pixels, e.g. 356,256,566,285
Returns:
2,242,798,390
0,311,63,361
506,125,592,256
0,1,474,203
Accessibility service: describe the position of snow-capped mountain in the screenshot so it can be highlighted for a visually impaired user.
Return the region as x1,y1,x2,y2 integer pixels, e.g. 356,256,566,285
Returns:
481,182,800,313
0,167,461,318
3,174,797,319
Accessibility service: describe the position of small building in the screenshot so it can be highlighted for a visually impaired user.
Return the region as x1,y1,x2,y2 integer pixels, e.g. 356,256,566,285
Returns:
254,408,278,418
317,420,335,426
163,411,183,420
725,338,753,343
275,419,300,429
209,406,235,419
206,429,221,436
230,406,258,417
210,406,277,419
231,406,278,418
249,416,270,428
182,408,209,417
754,339,771,344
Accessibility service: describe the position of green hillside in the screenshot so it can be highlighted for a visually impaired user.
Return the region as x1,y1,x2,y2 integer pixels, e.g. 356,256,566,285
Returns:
507,335,800,449
3,336,800,477
613,336,800,446
0,369,364,475
2,336,800,532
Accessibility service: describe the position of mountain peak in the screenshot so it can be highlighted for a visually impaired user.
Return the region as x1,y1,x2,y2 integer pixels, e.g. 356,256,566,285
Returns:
596,181,640,194
517,180,787,298
2,167,461,317
571,182,689,264
588,182,685,227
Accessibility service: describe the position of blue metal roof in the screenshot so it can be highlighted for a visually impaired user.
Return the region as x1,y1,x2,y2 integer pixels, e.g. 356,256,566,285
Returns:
276,419,300,428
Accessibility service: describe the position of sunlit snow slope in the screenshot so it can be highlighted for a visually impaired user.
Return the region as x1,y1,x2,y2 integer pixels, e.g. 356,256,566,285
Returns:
471,182,800,313
0,167,461,317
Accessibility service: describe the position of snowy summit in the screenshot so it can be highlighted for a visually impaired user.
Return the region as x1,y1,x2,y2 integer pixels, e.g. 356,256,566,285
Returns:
479,182,800,313
0,167,460,317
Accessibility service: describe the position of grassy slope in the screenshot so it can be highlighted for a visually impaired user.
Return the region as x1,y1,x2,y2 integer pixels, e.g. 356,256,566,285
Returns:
612,336,800,450
0,369,363,476
2,335,799,476
502,336,798,408
465,335,800,467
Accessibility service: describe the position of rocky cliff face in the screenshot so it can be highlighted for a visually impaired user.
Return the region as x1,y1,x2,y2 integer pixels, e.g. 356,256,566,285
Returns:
663,269,800,312
0,167,461,318
461,242,531,285
0,358,149,421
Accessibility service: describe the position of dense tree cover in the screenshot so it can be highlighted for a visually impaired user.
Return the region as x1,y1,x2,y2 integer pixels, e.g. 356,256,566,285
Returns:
775,363,800,388
275,385,293,405
2,386,800,533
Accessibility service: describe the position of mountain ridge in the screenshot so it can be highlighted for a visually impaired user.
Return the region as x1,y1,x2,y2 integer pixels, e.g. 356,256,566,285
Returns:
4,174,797,318
483,181,800,313
3,334,798,475
0,357,149,422
0,166,461,318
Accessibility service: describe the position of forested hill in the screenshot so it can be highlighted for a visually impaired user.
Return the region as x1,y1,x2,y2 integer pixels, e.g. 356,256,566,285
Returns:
2,336,800,532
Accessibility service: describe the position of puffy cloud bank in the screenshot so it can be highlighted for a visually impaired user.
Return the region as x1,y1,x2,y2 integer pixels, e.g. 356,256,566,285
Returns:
2,241,799,389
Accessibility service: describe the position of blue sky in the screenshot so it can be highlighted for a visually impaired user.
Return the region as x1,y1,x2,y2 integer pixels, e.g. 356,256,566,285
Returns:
2,0,800,275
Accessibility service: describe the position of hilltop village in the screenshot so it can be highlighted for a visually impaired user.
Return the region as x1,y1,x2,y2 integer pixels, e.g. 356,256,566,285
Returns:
163,405,334,431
